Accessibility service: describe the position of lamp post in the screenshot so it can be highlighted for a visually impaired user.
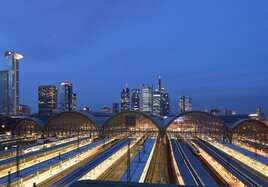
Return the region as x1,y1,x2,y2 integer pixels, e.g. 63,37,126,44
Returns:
16,139,20,177
77,126,80,151
127,142,131,182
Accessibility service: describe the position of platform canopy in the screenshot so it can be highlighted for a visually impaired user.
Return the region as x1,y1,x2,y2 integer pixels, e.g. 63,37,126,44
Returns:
43,111,98,137
231,119,268,142
165,111,229,139
102,111,160,136
13,118,44,138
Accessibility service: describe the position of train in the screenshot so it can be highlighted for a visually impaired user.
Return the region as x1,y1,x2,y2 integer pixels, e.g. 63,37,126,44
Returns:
185,138,201,156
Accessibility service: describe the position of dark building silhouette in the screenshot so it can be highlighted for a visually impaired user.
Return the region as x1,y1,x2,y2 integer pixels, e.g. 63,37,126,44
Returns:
121,82,130,112
72,93,77,111
113,103,119,113
131,89,140,111
210,109,220,116
0,70,8,115
160,91,171,116
18,105,31,116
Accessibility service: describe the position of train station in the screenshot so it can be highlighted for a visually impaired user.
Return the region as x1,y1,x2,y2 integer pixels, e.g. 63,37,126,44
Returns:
0,110,267,186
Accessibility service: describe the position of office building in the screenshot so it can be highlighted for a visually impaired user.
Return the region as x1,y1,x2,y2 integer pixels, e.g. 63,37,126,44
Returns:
179,96,192,113
153,90,161,116
0,70,8,115
131,89,140,111
113,103,119,113
38,85,57,114
72,93,77,111
140,84,153,113
153,76,171,116
100,106,111,113
18,105,31,116
121,83,130,112
58,82,73,112
160,91,171,116
256,106,262,115
0,51,23,116
210,109,220,116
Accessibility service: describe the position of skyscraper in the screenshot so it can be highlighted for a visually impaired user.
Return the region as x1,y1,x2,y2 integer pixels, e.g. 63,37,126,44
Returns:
72,93,77,111
0,51,23,116
0,70,8,115
160,91,171,116
58,82,73,112
113,103,119,113
140,84,153,114
38,86,57,114
153,90,161,116
121,82,130,112
153,76,162,116
131,89,140,111
153,76,171,116
179,96,192,113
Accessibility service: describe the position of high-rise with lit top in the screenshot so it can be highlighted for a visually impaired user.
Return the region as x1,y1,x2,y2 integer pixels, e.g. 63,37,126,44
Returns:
0,51,23,116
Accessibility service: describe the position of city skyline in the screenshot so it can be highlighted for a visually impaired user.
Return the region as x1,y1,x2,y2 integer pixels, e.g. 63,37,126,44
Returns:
0,1,268,114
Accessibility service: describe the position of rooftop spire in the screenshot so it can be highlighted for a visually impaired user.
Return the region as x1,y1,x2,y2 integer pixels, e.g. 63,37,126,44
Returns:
126,80,128,88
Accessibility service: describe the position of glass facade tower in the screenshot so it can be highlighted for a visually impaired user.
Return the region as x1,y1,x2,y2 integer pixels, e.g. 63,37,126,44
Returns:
0,70,9,115
121,85,130,112
140,84,153,114
160,91,171,116
0,51,23,116
179,96,192,113
153,76,171,116
58,82,73,112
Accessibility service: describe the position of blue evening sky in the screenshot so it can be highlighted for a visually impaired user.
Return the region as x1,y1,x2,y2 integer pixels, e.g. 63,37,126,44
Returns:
0,1,268,114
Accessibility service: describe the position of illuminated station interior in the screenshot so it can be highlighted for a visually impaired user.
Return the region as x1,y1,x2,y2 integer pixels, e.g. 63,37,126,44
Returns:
0,111,267,187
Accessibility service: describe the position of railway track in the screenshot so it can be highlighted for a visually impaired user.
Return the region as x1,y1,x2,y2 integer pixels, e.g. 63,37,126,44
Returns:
97,136,146,181
144,136,159,183
45,138,132,187
37,139,118,187
173,139,204,186
194,139,266,187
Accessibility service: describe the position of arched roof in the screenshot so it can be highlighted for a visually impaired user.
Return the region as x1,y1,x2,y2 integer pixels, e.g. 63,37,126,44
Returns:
44,111,98,129
79,111,111,128
164,111,227,130
231,119,268,130
102,111,161,130
13,118,44,129
43,111,100,129
12,118,43,136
